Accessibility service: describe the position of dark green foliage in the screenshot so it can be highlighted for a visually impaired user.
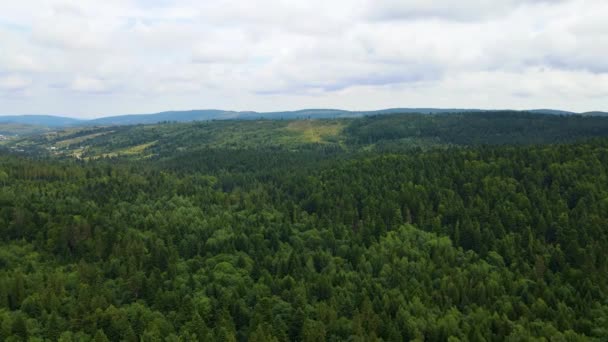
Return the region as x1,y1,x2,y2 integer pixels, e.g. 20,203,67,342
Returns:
1,115,608,340
9,111,608,160
346,111,608,146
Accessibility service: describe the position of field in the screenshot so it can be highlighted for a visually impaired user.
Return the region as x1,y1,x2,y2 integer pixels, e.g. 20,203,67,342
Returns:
283,120,345,145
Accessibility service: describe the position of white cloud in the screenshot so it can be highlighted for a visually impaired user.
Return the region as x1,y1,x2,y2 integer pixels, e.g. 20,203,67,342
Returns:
0,0,606,116
191,32,253,64
0,75,31,91
365,0,569,22
70,76,116,93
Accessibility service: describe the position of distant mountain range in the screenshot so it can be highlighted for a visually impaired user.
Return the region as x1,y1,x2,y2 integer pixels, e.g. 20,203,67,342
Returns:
1,108,607,128
0,115,84,127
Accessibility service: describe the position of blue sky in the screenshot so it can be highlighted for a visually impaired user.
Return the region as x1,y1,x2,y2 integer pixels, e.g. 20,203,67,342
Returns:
1,0,607,118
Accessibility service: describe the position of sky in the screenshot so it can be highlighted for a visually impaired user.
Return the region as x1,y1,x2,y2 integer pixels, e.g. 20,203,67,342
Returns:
0,0,607,118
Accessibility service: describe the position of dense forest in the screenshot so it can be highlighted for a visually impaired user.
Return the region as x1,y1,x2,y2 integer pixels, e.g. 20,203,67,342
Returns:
1,112,608,340
8,111,608,160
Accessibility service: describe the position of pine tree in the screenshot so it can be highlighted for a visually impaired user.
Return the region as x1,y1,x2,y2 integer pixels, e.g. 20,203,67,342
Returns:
188,311,210,341
93,329,110,342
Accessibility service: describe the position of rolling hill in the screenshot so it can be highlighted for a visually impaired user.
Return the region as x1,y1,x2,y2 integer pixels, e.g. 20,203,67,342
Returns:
2,110,608,340
7,111,608,160
581,111,608,116
0,115,83,127
2,107,603,128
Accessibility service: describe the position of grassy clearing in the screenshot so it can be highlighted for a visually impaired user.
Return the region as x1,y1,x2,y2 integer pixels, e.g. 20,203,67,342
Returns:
54,131,113,148
70,147,86,159
283,120,345,144
88,141,158,160
121,141,158,154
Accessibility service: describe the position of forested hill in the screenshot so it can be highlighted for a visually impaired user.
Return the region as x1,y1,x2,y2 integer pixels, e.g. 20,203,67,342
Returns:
345,112,608,146
1,112,608,340
6,111,608,160
1,107,606,128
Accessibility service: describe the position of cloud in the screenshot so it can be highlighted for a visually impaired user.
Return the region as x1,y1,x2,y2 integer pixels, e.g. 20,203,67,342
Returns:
0,0,606,116
191,34,252,64
365,0,569,22
70,76,117,94
0,74,31,91
0,54,42,73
